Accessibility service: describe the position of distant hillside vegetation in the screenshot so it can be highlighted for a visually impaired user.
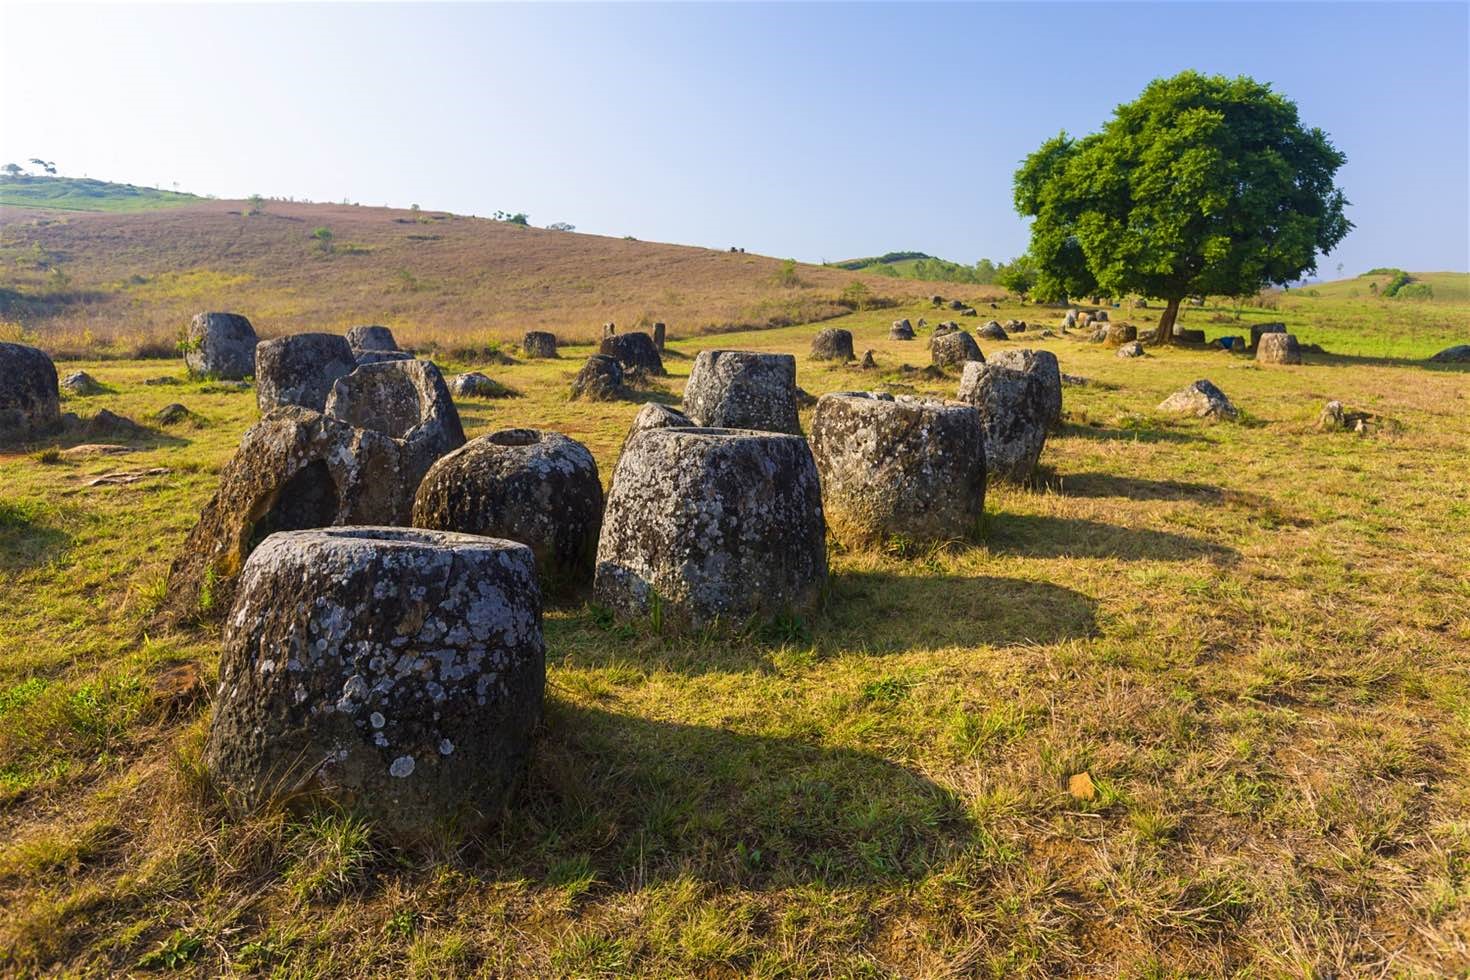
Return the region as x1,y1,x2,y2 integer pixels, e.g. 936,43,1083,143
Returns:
0,175,203,213
0,197,950,358
834,251,1003,285
1291,270,1469,305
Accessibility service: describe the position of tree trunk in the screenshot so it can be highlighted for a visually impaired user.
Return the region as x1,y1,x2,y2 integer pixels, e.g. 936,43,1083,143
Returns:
1157,297,1182,345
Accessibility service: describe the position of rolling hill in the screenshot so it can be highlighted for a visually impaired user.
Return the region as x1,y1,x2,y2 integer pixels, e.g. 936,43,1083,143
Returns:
0,191,979,358
0,175,203,213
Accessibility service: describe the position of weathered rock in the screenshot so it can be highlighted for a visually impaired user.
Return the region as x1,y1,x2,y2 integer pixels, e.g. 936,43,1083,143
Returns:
155,403,202,427
960,307,978,317
861,350,877,369
594,427,827,628
1095,310,1109,322
1009,320,1028,333
61,371,103,396
1318,401,1346,430
205,527,544,842
1158,380,1238,419
256,333,357,412
1116,341,1146,358
652,322,667,350
85,408,147,439
989,348,1062,429
957,362,1050,484
449,372,514,399
1428,344,1470,363
1256,333,1302,364
1088,326,1108,343
916,318,927,328
412,430,602,593
1173,327,1206,344
184,312,258,380
144,376,182,386
932,321,959,339
164,407,430,619
325,360,466,496
600,332,665,375
890,319,915,340
355,350,414,366
1250,322,1287,348
345,325,399,354
522,331,559,359
810,392,985,544
682,350,799,434
931,330,984,370
569,355,625,401
0,342,60,443
1063,310,1078,329
1104,322,1138,346
948,299,966,311
602,321,617,339
622,402,694,453
810,328,855,362
978,321,1008,341
930,294,945,307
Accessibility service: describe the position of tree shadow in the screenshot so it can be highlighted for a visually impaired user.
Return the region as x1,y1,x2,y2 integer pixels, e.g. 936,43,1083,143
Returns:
0,500,71,571
1054,421,1208,445
1305,352,1469,372
1044,471,1224,503
472,699,972,889
984,513,1237,564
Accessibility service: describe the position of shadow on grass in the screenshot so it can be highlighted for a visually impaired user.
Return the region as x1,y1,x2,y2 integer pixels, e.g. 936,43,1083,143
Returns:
1046,471,1224,503
985,513,1237,564
1055,421,1207,445
1305,352,1469,371
0,500,71,571
475,699,971,889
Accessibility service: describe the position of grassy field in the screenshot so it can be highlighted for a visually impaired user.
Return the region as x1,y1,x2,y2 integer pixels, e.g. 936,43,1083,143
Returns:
1,293,1466,975
0,176,203,213
0,198,947,359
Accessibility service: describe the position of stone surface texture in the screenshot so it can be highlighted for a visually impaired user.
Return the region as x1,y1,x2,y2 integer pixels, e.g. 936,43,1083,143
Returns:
931,330,984,370
184,312,258,380
256,333,357,412
957,362,1050,483
682,350,800,434
0,342,60,442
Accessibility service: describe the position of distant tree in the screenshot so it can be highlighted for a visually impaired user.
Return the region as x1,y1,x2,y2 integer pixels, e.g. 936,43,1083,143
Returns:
312,226,335,253
774,258,801,288
246,193,265,215
28,158,57,175
493,210,530,226
1014,71,1351,342
2,163,23,177
410,203,421,212
995,255,1038,299
841,280,871,309
973,258,998,284
545,222,576,232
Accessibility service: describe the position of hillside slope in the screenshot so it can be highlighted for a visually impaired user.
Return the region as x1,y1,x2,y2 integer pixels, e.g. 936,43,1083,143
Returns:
0,175,202,213
0,199,974,357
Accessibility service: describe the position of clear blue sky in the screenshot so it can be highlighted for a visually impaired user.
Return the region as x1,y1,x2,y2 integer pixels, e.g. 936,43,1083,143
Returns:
2,2,1467,275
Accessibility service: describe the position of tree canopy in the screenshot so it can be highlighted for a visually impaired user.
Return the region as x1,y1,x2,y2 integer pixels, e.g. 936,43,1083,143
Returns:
1013,71,1351,339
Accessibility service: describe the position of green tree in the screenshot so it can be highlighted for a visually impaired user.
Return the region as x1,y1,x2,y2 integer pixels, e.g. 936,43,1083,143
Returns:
973,258,998,284
995,255,1038,299
312,226,334,253
28,158,57,175
1013,71,1350,343
2,163,22,177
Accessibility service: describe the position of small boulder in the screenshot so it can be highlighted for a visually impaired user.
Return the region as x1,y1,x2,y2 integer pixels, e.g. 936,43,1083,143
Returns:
570,354,625,401
600,332,665,375
652,322,667,350
682,350,799,434
861,350,877,369
1095,310,1110,322
602,321,617,339
948,299,966,311
622,402,694,453
932,321,960,339
523,331,559,359
1159,380,1238,420
1173,327,1206,345
449,372,514,399
61,371,104,396
978,320,1008,341
960,308,978,317
0,342,61,443
957,362,1050,484
413,429,603,593
1009,320,1028,333
1256,333,1302,365
1104,322,1138,347
1318,400,1346,430
1428,344,1470,363
930,295,945,307
154,403,202,427
255,333,357,412
184,312,258,380
931,330,984,370
345,325,398,355
810,392,984,545
85,408,147,440
890,319,915,340
205,527,544,843
810,328,855,362
594,427,827,628
1116,341,1146,358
